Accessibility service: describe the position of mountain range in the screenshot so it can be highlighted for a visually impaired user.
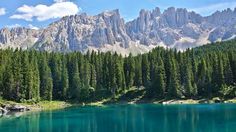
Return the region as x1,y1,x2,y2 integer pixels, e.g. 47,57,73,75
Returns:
1,7,236,55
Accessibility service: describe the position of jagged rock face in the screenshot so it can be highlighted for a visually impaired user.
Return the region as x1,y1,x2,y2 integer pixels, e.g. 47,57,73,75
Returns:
34,9,130,52
1,7,236,55
206,8,236,42
126,7,236,49
126,7,206,47
0,27,40,49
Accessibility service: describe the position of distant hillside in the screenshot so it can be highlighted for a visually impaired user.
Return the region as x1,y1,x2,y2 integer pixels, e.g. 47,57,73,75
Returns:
193,39,236,52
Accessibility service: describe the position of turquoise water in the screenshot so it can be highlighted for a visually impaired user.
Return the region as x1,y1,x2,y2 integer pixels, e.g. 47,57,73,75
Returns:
1,104,236,132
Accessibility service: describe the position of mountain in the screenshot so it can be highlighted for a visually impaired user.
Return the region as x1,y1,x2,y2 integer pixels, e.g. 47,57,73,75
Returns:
1,7,236,55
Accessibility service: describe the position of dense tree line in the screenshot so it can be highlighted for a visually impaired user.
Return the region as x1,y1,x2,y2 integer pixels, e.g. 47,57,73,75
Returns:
0,40,236,102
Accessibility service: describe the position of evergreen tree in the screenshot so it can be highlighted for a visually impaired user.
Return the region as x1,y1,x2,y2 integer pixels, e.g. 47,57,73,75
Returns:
124,54,135,88
90,64,97,89
0,39,235,102
61,59,69,100
31,55,40,101
109,54,117,96
50,54,62,99
229,52,236,83
183,61,195,97
211,54,225,95
223,55,234,85
39,56,53,101
197,58,211,97
134,56,142,88
12,51,24,101
167,58,181,98
2,63,14,100
70,57,81,99
151,56,166,98
21,52,30,100
80,59,91,101
114,54,124,90
142,55,150,87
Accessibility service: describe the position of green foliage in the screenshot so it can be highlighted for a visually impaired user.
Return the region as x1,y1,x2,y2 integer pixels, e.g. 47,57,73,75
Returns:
0,39,236,102
220,84,236,99
150,55,166,98
167,58,181,98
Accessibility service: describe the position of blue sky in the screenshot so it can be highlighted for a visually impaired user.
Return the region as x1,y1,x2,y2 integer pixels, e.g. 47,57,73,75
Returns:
0,0,236,29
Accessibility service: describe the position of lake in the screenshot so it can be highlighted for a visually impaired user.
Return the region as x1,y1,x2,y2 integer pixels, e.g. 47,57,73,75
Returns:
0,104,236,132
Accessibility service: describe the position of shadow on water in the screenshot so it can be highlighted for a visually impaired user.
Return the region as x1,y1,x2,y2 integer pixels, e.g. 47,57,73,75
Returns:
0,104,236,132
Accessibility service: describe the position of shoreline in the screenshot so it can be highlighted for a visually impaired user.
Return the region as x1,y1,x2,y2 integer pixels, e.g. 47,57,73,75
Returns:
86,97,236,106
0,100,73,114
1,97,236,116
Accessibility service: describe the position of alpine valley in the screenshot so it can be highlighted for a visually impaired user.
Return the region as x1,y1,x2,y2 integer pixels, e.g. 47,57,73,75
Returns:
1,7,236,55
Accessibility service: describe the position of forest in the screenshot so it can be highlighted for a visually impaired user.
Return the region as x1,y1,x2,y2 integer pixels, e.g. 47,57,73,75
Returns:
0,40,236,103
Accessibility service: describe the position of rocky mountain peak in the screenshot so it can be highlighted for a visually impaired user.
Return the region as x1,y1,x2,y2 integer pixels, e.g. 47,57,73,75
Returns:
151,7,161,18
32,8,130,52
100,9,120,17
1,7,236,55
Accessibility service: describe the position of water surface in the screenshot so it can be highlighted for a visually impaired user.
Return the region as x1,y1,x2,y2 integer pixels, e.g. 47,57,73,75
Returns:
1,104,236,132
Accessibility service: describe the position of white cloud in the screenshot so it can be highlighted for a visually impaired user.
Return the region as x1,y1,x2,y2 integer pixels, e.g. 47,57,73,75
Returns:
28,24,39,30
190,2,236,16
5,24,39,30
10,2,80,21
54,0,68,3
5,24,21,28
0,8,6,16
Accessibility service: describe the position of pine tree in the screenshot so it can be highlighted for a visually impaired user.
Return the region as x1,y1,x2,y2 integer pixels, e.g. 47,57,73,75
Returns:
164,52,172,94
102,52,111,91
134,56,142,88
50,54,62,99
142,55,150,87
124,54,135,88
39,56,53,101
183,61,195,97
197,58,211,97
80,59,91,101
167,58,181,98
21,52,30,100
109,54,117,96
114,55,124,90
31,55,40,101
229,52,236,83
2,63,14,100
218,56,225,86
223,55,233,85
151,57,166,98
70,57,81,99
12,51,24,101
94,52,103,94
61,58,69,100
25,62,34,100
211,54,225,95
90,64,96,89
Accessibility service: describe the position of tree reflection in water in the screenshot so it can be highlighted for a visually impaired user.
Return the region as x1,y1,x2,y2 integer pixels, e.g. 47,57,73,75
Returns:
0,104,236,132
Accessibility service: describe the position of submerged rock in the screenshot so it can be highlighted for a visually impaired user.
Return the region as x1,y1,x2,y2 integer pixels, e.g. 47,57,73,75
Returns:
0,103,30,115
8,105,30,112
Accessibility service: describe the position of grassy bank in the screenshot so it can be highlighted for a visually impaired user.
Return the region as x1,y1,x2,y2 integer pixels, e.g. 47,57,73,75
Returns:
35,101,72,110
1,97,236,115
0,100,73,111
87,98,236,106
